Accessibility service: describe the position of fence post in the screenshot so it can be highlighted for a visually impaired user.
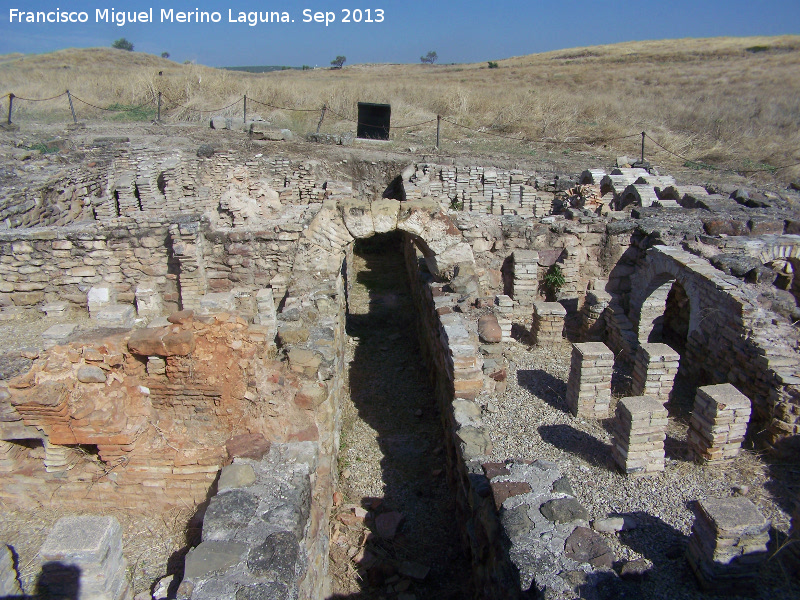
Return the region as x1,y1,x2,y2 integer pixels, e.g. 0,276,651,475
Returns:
66,90,77,124
641,131,646,164
6,94,13,125
316,104,327,133
243,95,247,123
157,92,161,122
436,115,441,150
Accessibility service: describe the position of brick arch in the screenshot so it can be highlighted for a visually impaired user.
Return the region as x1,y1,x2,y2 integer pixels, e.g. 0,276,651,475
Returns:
756,241,800,265
296,197,475,280
756,241,800,303
630,263,701,346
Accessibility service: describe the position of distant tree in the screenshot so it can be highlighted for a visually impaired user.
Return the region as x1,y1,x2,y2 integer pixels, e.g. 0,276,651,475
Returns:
420,50,438,64
161,51,170,59
330,55,346,69
488,61,499,69
111,38,134,51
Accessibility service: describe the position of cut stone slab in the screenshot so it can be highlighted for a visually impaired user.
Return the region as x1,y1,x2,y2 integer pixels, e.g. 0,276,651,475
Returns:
76,365,107,383
41,302,69,317
226,433,271,460
218,463,256,492
93,304,136,329
695,496,770,538
564,526,615,568
39,515,122,564
183,541,248,580
540,497,589,523
42,323,77,344
197,292,237,314
490,481,532,510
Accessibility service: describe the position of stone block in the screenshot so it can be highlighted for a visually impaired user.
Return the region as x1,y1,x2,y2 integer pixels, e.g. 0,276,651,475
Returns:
38,515,131,600
42,323,77,346
92,304,136,329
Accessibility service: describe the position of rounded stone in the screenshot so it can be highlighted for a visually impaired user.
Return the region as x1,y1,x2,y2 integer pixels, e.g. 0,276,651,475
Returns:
76,365,106,383
478,314,502,344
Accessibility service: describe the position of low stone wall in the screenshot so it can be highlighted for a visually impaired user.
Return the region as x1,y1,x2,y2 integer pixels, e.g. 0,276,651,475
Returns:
181,442,322,600
402,235,618,598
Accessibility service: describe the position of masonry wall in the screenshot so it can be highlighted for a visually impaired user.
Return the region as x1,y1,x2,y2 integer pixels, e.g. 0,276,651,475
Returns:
627,246,800,450
0,220,179,310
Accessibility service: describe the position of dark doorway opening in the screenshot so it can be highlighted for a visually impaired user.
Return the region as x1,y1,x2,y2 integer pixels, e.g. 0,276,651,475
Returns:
356,103,391,141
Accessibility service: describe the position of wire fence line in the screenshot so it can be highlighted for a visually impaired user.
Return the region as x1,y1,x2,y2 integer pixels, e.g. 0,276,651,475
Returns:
3,90,798,176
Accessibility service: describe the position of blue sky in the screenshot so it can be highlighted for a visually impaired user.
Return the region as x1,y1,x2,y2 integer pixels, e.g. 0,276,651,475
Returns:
1,0,799,67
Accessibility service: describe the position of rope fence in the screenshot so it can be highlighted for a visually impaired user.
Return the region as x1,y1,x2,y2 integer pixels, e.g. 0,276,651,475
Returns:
3,90,798,176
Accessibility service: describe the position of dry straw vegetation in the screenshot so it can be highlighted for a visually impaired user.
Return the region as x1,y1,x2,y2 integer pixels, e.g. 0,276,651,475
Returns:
1,35,799,181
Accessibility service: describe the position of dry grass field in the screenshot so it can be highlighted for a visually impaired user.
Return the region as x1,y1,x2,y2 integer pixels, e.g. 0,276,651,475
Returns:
1,36,799,181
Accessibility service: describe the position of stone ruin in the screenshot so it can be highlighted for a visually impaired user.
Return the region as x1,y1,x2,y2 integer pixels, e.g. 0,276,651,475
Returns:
0,131,799,599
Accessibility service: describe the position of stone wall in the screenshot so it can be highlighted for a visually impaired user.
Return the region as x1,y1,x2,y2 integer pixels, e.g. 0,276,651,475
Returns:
0,220,178,311
181,442,322,600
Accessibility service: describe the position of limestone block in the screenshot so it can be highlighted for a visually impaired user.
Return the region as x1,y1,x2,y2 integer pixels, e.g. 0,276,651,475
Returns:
339,199,375,239
41,301,69,317
93,304,135,329
38,515,132,600
135,285,163,318
42,323,77,346
87,286,113,315
197,292,237,314
371,199,400,233
425,243,475,279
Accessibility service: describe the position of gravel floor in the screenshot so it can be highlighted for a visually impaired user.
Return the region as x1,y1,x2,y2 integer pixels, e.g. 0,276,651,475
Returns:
329,240,471,599
482,339,800,600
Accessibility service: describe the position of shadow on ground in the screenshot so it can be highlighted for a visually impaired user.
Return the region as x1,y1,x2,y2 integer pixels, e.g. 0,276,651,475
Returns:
327,231,471,599
538,423,613,470
517,369,568,413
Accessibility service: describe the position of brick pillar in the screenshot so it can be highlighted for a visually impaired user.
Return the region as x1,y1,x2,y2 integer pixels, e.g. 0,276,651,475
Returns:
686,497,769,594
512,250,539,311
495,295,513,342
565,342,614,418
531,301,566,345
38,515,132,600
611,395,667,476
580,290,611,341
44,440,70,473
688,384,751,463
630,343,680,404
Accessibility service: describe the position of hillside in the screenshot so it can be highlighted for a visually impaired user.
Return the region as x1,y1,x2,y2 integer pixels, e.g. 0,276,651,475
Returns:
1,37,799,181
